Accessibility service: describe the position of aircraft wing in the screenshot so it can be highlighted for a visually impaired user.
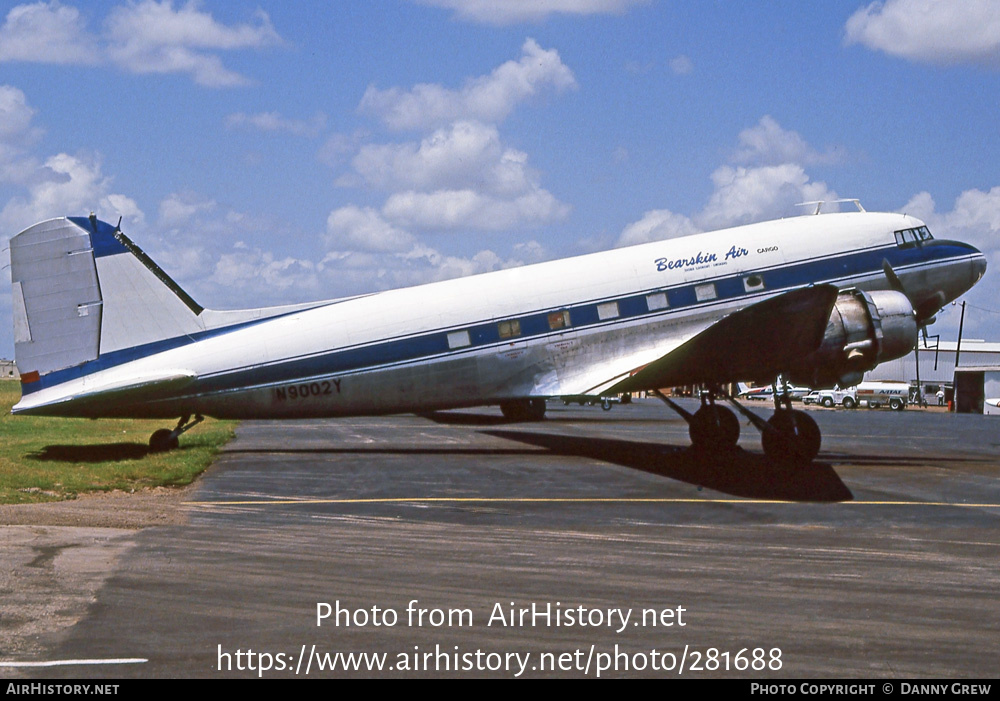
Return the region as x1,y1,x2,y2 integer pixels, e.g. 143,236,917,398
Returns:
601,285,840,395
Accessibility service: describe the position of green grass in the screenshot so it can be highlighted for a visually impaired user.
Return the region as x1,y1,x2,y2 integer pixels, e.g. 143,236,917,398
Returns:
0,381,237,504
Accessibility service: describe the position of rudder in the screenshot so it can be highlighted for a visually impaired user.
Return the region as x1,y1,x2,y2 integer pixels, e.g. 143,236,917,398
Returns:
10,215,205,384
11,218,103,381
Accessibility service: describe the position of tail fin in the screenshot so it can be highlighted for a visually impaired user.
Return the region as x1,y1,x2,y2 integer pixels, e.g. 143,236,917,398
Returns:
11,215,205,384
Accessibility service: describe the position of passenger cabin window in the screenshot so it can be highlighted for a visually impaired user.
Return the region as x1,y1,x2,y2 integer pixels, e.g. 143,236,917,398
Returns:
743,274,765,293
597,301,620,320
548,310,571,330
646,292,669,311
694,283,717,302
894,226,933,248
447,330,471,349
498,319,522,339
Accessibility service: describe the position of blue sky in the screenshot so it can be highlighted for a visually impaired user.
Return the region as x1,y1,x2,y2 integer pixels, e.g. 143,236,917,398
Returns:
1,0,999,358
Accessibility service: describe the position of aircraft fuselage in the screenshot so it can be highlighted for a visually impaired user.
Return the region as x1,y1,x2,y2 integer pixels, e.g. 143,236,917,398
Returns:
12,211,986,420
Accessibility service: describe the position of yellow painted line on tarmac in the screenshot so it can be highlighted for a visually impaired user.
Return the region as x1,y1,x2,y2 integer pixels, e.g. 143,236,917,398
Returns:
183,496,1000,508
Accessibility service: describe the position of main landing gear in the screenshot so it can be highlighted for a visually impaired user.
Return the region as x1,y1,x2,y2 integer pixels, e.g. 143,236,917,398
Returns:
149,414,204,453
653,387,821,467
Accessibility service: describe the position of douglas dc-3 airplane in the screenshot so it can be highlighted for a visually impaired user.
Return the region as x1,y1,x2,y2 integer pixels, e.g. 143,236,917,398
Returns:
8,204,986,465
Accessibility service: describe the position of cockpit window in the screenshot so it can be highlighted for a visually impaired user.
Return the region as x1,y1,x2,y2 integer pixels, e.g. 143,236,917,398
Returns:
894,226,933,248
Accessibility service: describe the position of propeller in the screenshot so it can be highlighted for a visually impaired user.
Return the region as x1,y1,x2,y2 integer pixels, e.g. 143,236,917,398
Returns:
882,259,945,327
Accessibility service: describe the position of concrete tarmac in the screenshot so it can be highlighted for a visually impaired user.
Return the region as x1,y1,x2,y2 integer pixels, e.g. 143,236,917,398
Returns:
5,398,1000,678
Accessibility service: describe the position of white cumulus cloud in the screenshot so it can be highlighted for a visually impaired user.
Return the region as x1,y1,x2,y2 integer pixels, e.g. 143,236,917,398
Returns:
617,117,840,245
345,42,575,234
213,246,319,294
617,209,700,247
0,151,144,235
325,205,415,253
0,84,45,184
349,121,539,198
382,188,570,232
697,163,837,231
733,116,843,167
105,1,281,87
1,1,282,87
359,38,576,131
0,1,99,65
845,0,1000,66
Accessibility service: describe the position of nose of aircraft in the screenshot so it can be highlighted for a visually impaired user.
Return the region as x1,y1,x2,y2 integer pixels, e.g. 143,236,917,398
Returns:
971,249,988,285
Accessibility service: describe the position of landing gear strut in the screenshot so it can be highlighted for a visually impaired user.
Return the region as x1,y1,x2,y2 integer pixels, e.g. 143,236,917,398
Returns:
654,389,740,450
655,384,821,467
149,414,204,452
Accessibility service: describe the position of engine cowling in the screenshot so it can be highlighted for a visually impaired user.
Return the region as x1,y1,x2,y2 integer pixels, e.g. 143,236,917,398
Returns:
785,289,917,389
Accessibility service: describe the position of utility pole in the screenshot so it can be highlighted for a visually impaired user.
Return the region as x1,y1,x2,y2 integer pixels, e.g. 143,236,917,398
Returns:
953,301,966,413
955,301,966,368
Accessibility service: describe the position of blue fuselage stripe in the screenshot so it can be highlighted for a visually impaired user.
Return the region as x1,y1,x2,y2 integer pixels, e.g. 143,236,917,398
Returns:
22,241,977,397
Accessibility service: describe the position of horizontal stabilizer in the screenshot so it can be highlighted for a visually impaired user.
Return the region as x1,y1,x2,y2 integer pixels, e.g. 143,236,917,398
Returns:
607,285,840,393
13,371,197,416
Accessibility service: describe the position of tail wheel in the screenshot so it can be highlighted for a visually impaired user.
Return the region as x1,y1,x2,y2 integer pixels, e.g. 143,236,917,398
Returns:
149,428,179,453
689,404,740,449
762,409,821,467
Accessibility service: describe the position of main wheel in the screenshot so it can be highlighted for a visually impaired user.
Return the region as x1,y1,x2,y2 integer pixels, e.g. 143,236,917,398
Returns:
688,404,740,449
761,409,821,467
149,428,179,453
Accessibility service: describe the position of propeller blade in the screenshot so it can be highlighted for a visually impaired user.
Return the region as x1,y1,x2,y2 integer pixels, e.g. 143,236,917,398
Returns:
882,259,905,293
882,259,944,327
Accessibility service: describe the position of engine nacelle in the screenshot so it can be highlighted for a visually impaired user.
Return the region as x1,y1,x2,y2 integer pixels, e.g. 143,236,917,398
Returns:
786,289,917,388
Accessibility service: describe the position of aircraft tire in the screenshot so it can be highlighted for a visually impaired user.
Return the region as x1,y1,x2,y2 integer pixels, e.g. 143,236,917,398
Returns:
149,428,179,453
762,409,820,467
689,404,740,449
